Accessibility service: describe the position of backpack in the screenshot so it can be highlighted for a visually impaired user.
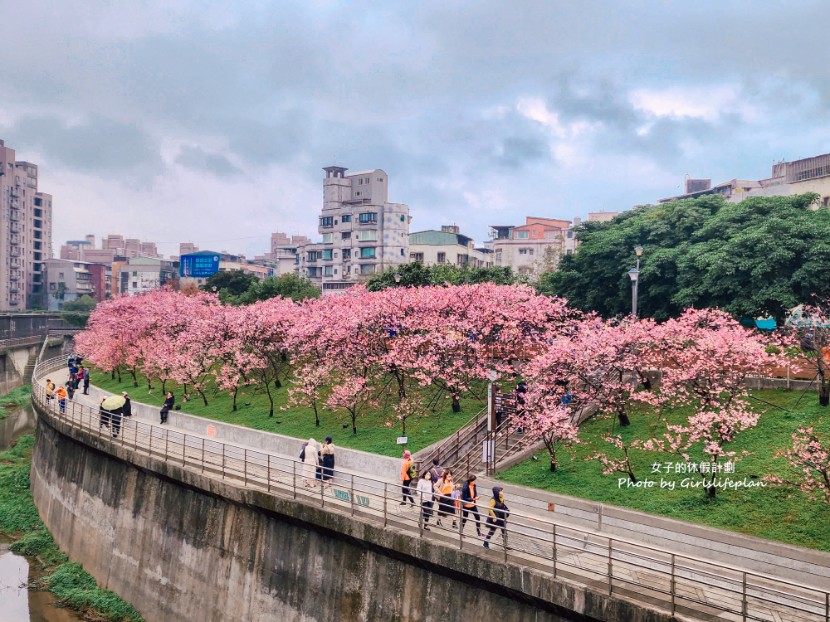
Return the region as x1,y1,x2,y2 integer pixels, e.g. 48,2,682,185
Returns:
407,462,418,480
299,448,306,462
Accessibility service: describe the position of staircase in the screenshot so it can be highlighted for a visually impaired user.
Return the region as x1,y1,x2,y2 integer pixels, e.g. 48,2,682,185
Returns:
22,351,38,383
415,406,489,473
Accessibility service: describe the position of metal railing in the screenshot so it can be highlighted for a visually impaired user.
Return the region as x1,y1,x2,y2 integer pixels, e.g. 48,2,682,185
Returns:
31,356,830,622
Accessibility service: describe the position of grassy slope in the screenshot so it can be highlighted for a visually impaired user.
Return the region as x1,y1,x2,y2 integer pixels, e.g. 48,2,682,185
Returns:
89,369,485,457
0,434,142,621
498,389,830,551
0,384,32,420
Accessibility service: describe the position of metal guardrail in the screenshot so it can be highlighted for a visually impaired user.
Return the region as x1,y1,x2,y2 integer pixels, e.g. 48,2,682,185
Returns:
31,356,830,622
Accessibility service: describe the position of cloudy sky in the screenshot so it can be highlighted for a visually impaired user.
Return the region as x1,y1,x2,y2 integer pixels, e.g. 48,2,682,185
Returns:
3,0,830,258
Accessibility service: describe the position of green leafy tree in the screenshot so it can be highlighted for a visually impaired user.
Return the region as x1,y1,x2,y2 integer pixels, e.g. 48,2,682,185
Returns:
237,273,321,303
60,294,97,327
540,194,830,321
201,270,259,302
366,263,515,291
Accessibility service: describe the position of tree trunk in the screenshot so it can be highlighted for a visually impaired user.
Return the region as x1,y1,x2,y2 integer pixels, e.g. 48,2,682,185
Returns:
130,367,138,387
618,411,630,426
274,377,282,389
116,367,121,383
162,378,167,393
549,460,557,472
232,386,238,412
197,388,208,406
351,413,357,435
451,396,461,413
146,377,153,390
265,382,274,417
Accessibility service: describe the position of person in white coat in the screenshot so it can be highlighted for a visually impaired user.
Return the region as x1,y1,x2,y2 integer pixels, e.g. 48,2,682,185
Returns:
303,438,320,487
416,471,435,531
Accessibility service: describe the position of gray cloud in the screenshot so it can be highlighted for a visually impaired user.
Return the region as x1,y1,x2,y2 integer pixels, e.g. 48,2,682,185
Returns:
175,145,241,177
3,1,830,253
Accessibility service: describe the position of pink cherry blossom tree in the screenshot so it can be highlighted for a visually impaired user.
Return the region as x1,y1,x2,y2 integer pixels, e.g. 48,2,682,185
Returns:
766,427,830,503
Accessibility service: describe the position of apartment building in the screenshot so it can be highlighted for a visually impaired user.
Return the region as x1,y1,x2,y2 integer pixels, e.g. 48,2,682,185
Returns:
660,152,830,206
101,234,160,258
0,139,53,309
409,225,492,268
119,256,178,295
44,258,94,311
489,217,571,278
300,166,410,294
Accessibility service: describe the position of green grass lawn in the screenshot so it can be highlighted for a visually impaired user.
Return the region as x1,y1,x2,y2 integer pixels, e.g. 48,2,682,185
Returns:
498,389,830,552
88,369,485,457
0,385,32,420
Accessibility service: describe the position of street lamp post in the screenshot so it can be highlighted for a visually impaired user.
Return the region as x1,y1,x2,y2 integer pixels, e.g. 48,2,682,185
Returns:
627,245,644,317
393,273,402,285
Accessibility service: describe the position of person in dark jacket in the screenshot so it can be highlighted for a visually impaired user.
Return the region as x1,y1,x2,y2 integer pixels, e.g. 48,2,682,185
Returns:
99,396,110,429
483,486,509,549
121,392,132,417
110,405,123,438
320,436,335,482
82,369,90,395
460,475,483,538
160,392,174,424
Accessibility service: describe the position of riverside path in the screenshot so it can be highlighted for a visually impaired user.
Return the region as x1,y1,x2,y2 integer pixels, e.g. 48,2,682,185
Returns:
36,357,830,622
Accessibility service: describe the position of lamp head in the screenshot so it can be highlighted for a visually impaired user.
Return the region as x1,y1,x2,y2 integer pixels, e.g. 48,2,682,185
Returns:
634,245,644,257
393,273,402,283
628,267,640,282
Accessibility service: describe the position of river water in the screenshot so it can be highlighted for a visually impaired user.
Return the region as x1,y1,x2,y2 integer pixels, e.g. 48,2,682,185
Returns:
0,406,83,622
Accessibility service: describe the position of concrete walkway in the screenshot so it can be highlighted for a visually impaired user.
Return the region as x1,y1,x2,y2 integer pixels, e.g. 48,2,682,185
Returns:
42,365,830,622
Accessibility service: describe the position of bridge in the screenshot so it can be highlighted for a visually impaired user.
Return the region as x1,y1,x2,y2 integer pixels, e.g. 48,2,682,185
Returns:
29,356,830,622
0,312,78,392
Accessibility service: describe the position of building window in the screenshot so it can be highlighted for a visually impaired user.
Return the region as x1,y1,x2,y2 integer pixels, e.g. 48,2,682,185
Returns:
341,215,351,223
322,233,332,243
515,231,529,239
360,264,375,275
365,177,370,184
34,197,42,207
437,252,446,264
411,252,425,262
358,212,377,224
320,216,333,228
355,191,361,197
360,247,376,259
357,230,377,241
342,249,351,259
324,266,333,276
566,231,573,238
322,249,332,260
341,232,351,240
400,248,405,256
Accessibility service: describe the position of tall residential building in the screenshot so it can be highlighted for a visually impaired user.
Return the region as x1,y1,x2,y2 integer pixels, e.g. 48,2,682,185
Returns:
44,259,93,310
179,242,199,257
0,139,53,309
301,166,410,294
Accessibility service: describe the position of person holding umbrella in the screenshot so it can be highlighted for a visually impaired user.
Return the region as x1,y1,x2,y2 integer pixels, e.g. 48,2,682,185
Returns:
100,394,126,438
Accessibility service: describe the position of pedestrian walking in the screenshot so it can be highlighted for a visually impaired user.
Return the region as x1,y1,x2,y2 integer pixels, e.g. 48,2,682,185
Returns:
45,378,55,403
65,380,75,401
160,392,174,424
428,457,444,482
434,471,455,527
75,366,85,390
416,471,435,531
55,384,68,414
399,450,416,506
99,397,110,428
460,474,483,538
110,406,122,438
302,438,320,487
483,486,510,549
82,370,90,395
320,436,335,482
121,392,132,417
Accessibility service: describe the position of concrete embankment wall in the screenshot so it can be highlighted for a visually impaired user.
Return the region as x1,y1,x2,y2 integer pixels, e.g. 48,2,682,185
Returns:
30,405,671,622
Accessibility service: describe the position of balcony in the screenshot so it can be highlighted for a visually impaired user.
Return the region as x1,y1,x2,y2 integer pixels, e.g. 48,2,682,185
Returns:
9,271,21,281
10,211,21,221
10,258,22,268
10,247,21,257
10,223,21,233
10,234,21,245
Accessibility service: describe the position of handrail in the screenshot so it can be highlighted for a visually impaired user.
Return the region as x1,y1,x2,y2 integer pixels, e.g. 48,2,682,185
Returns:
31,355,830,622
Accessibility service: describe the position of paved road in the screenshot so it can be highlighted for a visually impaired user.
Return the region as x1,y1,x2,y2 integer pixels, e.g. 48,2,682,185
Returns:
41,366,829,622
